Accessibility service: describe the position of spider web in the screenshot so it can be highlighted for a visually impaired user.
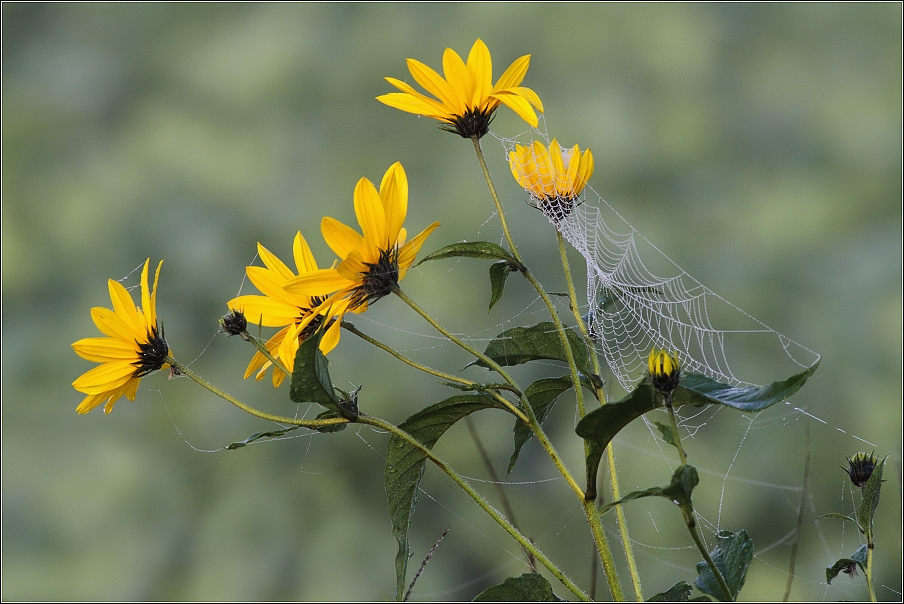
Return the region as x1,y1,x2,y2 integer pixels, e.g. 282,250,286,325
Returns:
497,120,821,390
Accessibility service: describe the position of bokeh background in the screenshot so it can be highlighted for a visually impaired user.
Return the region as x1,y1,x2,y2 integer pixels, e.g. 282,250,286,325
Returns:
3,4,901,601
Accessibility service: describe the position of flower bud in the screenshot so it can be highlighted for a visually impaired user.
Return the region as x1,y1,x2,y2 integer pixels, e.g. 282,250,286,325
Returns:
843,451,878,489
648,348,681,394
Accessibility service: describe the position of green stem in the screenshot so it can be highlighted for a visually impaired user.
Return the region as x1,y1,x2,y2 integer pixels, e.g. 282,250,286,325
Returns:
469,139,625,600
685,514,733,602
556,229,643,600
667,397,688,466
471,135,522,263
865,543,876,602
358,413,590,602
245,334,292,377
166,356,348,429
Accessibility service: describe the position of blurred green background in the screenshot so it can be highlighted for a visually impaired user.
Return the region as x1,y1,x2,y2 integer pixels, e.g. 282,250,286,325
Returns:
3,4,901,601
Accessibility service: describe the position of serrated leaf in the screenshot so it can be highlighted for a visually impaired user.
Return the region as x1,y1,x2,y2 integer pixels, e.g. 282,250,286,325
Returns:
859,455,887,542
385,394,506,601
226,425,300,450
694,530,753,602
289,330,341,412
826,544,868,584
416,241,517,266
647,581,693,602
575,363,818,501
488,261,517,311
473,322,599,387
473,573,563,602
508,376,574,474
654,420,679,448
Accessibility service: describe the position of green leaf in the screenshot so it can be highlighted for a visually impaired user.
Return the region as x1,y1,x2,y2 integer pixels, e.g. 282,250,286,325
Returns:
647,581,694,602
826,544,868,584
488,261,517,311
694,530,754,602
508,376,574,474
225,425,300,450
575,363,819,500
859,455,887,542
600,465,699,523
654,420,679,449
576,383,657,500
385,394,506,601
817,512,863,533
474,322,599,387
473,573,563,602
676,361,819,411
416,241,517,266
289,330,341,412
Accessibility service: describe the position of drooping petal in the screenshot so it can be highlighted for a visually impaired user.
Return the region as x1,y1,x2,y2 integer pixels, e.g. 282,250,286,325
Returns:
320,318,343,355
491,91,540,128
72,361,136,395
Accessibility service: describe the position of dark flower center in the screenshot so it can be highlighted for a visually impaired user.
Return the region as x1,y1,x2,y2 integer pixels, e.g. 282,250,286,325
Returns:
441,106,496,139
299,295,330,341
844,452,878,489
133,325,169,377
351,246,400,307
219,309,248,336
535,194,576,223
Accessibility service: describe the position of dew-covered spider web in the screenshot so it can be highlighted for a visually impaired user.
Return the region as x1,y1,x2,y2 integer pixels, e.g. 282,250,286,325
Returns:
497,119,821,390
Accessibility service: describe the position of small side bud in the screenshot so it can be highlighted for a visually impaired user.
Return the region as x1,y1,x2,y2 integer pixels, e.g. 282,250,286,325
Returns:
220,309,248,337
843,451,878,489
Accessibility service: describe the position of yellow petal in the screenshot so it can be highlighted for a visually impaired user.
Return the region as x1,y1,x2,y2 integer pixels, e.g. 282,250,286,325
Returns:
90,306,139,343
406,58,458,110
257,242,295,282
293,231,319,274
336,252,367,283
107,279,144,340
285,269,352,297
139,259,152,332
491,91,539,128
72,361,136,394
494,54,531,90
380,162,408,244
398,221,441,277
354,176,387,249
72,337,137,362
321,216,366,261
442,46,471,113
228,295,299,327
467,39,493,109
245,266,303,308
319,318,342,355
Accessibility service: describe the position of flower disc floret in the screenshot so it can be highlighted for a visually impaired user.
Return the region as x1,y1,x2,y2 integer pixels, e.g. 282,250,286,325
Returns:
509,139,594,222
227,232,341,387
284,162,440,350
71,259,170,414
377,39,544,138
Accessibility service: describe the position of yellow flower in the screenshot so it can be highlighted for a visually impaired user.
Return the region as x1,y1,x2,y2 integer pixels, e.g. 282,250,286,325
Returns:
648,348,681,394
285,162,440,348
377,38,544,139
227,232,340,387
71,259,170,414
509,138,594,221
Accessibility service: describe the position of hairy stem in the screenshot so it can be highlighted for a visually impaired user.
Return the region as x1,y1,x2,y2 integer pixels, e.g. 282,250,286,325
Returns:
685,510,733,602
471,135,522,263
166,356,347,429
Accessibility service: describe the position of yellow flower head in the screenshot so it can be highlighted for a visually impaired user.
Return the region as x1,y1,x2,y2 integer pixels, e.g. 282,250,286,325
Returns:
227,232,340,387
71,259,170,414
377,38,544,139
285,162,440,349
648,348,681,394
509,139,594,222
